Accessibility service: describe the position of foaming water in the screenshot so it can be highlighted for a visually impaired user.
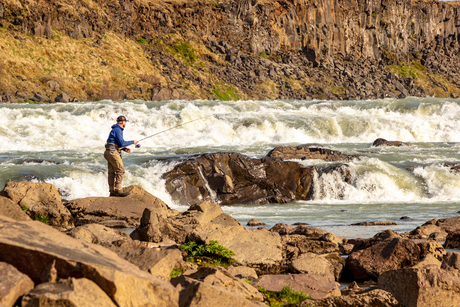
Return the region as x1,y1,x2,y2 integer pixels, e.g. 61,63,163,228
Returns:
2,98,460,238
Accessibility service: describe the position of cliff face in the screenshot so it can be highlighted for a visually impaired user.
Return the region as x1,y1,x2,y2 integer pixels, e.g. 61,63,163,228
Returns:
1,0,460,102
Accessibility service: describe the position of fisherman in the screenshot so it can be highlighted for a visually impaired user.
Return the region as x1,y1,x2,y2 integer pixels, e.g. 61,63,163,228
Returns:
104,115,138,197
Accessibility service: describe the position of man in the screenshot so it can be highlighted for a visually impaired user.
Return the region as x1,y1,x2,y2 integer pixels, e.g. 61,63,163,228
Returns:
104,115,138,197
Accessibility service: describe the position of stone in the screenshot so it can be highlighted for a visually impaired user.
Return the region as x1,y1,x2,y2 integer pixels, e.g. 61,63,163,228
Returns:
55,93,70,102
289,253,336,282
22,278,116,307
345,238,421,281
32,92,49,102
0,262,34,307
270,223,295,235
441,251,460,270
252,274,341,300
172,275,261,307
417,240,446,261
378,266,460,307
409,224,447,241
372,138,409,147
0,216,179,307
65,185,173,227
247,218,266,226
266,145,356,161
227,266,258,281
68,224,132,245
46,80,60,91
0,181,73,230
0,196,32,221
444,230,460,248
304,289,401,307
424,216,460,233
15,91,29,99
351,221,397,226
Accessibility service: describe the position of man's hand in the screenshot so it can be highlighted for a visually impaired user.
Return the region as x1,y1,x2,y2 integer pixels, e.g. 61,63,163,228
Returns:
134,140,139,144
125,148,132,153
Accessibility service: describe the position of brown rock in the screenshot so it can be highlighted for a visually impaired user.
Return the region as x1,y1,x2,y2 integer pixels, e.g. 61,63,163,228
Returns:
55,93,70,103
283,234,340,256
351,229,402,252
247,218,266,226
227,266,258,281
1,181,73,230
0,262,34,307
266,145,357,161
444,230,460,249
372,138,409,147
172,275,261,307
424,216,460,233
0,196,32,221
22,278,116,307
0,216,179,306
410,224,447,241
351,221,396,226
378,265,460,307
441,251,460,270
304,289,401,307
65,185,172,227
345,238,421,281
416,240,446,261
68,224,132,245
289,253,336,282
253,274,340,300
270,223,295,235
46,80,60,91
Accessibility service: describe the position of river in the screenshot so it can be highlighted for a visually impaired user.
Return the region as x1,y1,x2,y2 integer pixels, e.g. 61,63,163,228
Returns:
1,98,460,238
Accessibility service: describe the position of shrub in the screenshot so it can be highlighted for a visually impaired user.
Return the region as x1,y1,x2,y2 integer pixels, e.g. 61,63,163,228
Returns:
258,285,312,306
35,215,49,224
179,240,235,266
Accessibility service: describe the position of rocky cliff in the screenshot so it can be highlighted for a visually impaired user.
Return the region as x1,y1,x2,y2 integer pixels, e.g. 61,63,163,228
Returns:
1,0,460,102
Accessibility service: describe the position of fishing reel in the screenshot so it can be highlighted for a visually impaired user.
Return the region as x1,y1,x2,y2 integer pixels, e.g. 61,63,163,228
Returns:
135,144,141,148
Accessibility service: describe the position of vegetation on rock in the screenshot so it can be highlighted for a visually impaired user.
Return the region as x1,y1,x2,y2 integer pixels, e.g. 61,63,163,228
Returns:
258,285,312,306
179,240,235,266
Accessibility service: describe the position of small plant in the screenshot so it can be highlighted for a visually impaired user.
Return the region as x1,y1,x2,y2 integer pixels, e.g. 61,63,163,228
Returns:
258,285,312,306
259,51,268,57
137,37,149,44
167,40,197,65
179,240,235,266
21,205,27,213
35,215,49,224
211,86,240,101
169,268,184,277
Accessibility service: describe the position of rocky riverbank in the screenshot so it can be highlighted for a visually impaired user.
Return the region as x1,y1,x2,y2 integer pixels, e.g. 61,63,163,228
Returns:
1,179,460,306
1,0,460,103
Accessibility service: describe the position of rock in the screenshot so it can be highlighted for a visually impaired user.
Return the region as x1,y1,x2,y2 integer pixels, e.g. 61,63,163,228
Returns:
103,240,183,281
413,254,442,268
266,145,356,161
417,240,446,261
32,92,49,102
304,289,401,307
0,196,32,221
46,80,60,91
444,230,460,248
289,253,336,282
442,251,460,270
0,262,34,307
378,266,460,307
351,221,397,226
227,266,258,281
162,152,314,206
350,229,402,252
172,275,261,307
65,185,172,227
247,218,266,226
424,216,460,233
151,88,182,101
0,216,178,306
283,234,340,258
21,278,116,307
0,181,73,230
409,224,447,241
372,138,409,147
253,274,341,300
15,91,29,99
55,93,70,102
68,224,132,245
184,266,264,301
340,281,362,296
270,223,295,235
345,238,421,281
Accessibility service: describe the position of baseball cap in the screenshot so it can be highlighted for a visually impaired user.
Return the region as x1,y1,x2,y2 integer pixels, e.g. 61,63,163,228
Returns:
117,115,128,122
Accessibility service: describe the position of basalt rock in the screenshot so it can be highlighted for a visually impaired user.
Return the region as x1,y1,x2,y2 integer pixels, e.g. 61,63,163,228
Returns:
266,145,357,161
351,221,397,226
163,152,315,206
372,138,409,147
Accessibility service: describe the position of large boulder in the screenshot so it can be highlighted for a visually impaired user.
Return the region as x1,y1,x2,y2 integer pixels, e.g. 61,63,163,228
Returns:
345,238,421,281
409,224,448,241
0,181,73,230
68,224,132,245
252,274,341,300
288,253,336,282
0,216,178,307
303,289,401,307
0,262,34,307
444,230,460,249
372,138,409,147
22,278,117,307
423,216,460,233
266,145,357,161
162,152,315,206
65,185,173,227
0,196,32,221
378,265,460,307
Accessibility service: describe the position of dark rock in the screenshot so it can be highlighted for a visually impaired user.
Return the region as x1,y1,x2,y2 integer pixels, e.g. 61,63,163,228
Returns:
372,138,409,147
15,91,29,99
266,145,357,161
444,230,460,249
400,216,411,220
305,289,401,307
32,92,48,102
351,221,397,226
55,93,70,102
247,218,266,226
270,223,295,235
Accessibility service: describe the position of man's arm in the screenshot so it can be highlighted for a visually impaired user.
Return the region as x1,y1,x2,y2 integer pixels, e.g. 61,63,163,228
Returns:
114,129,135,148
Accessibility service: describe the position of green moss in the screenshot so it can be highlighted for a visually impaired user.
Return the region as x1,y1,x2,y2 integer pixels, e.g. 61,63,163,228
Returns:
211,85,240,101
35,215,49,224
169,268,184,277
258,285,312,306
21,205,27,213
137,37,149,45
179,240,235,267
167,40,198,66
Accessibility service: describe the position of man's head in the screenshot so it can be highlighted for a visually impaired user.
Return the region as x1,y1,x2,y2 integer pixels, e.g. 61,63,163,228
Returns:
117,115,128,128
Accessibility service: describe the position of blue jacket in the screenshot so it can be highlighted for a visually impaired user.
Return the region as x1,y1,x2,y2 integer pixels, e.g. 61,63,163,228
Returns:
107,124,134,151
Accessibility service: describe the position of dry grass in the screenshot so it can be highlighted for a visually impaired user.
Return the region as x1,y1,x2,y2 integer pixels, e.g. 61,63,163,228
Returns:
0,29,163,100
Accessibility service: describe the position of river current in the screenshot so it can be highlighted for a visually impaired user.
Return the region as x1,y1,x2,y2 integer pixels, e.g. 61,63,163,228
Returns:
1,98,460,238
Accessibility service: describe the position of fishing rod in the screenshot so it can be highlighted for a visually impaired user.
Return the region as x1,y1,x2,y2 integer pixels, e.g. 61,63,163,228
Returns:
120,115,213,150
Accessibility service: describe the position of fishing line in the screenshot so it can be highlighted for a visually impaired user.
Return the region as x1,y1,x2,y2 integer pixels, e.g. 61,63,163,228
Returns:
121,115,214,149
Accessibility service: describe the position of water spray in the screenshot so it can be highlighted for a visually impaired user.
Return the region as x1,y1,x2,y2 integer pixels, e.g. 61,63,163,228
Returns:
121,115,213,150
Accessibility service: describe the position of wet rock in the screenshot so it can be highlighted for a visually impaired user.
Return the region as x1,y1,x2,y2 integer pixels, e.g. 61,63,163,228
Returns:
22,278,116,307
399,216,411,220
351,221,397,226
253,273,341,300
163,152,314,206
65,185,172,227
55,93,70,102
247,218,266,226
378,265,460,307
266,145,357,161
0,262,34,307
0,196,32,221
372,138,409,147
68,224,132,245
304,289,401,307
0,216,179,306
0,181,73,230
